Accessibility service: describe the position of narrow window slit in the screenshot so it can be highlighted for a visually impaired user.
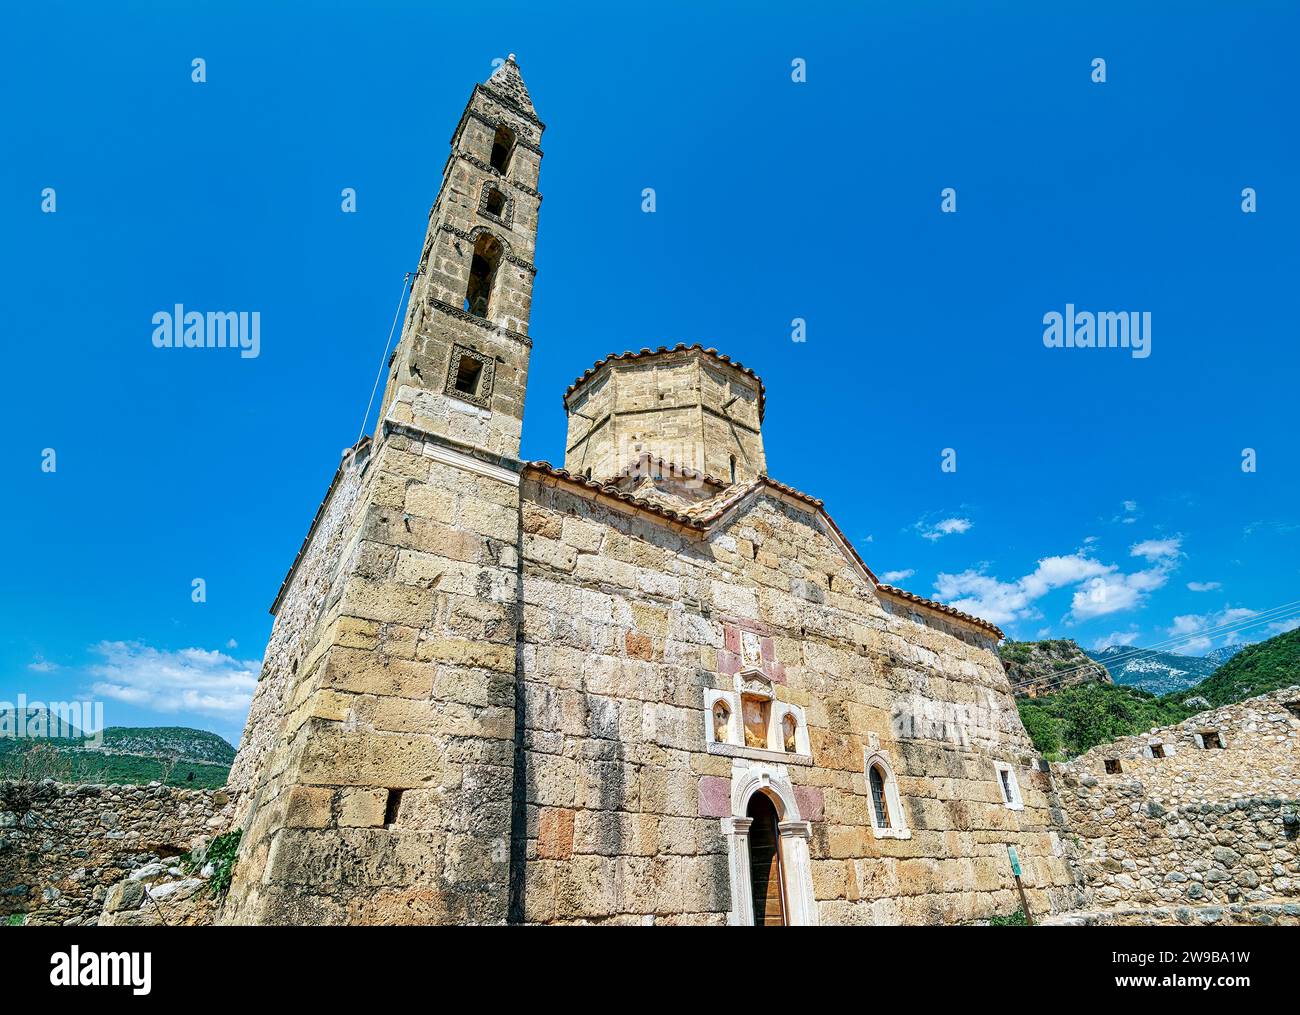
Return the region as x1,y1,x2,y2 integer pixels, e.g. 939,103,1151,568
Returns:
384,789,404,827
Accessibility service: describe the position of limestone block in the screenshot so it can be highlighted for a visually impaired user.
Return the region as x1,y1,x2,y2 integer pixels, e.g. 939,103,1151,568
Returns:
339,788,388,828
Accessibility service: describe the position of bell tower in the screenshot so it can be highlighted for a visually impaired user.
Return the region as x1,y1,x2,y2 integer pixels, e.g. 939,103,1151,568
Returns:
223,59,543,926
378,54,543,459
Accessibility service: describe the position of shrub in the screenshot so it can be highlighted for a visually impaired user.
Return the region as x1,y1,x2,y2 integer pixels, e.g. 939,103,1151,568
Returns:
201,829,242,898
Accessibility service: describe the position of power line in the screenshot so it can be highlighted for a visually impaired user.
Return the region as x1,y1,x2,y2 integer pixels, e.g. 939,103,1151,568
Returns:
357,271,414,441
1010,600,1300,696
1019,598,1300,683
1022,608,1300,695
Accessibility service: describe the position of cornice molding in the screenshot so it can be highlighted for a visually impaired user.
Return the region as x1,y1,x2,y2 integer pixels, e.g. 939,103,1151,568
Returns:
457,152,542,199
426,297,533,347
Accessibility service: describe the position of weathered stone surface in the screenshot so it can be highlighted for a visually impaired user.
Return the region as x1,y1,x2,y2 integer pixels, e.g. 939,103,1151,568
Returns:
206,59,1119,928
1052,689,1300,912
0,781,234,926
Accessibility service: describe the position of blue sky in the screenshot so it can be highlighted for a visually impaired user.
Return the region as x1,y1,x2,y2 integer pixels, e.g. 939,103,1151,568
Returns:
2,1,1297,743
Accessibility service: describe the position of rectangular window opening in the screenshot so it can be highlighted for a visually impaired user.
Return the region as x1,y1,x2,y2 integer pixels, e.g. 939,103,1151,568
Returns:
384,788,404,827
1149,744,1165,759
1104,759,1122,774
1200,731,1223,749
455,355,484,396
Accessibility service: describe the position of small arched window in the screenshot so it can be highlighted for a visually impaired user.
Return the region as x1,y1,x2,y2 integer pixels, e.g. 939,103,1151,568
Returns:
869,764,891,829
464,233,503,318
490,125,515,173
782,713,797,753
865,752,910,839
712,700,730,744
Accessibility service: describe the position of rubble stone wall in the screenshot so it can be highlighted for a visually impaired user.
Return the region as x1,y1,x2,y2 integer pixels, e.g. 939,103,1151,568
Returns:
1052,689,1300,910
0,781,233,925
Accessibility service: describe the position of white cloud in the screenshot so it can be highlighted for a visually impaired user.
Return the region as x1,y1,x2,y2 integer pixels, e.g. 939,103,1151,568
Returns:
934,547,1174,627
1186,581,1221,592
225,638,239,649
1093,630,1140,650
933,570,1034,626
1071,574,1144,613
880,569,914,583
1130,536,1182,562
87,641,259,719
1020,554,1113,599
27,656,58,673
1267,617,1300,636
917,517,972,541
1166,607,1259,653
1112,500,1140,524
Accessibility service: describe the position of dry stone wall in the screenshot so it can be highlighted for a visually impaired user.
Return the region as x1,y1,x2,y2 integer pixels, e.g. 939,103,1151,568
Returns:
0,781,233,925
1052,688,1300,912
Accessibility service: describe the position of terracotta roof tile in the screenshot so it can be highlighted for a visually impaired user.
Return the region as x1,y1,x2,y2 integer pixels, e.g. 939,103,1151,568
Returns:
524,460,708,528
874,583,1005,639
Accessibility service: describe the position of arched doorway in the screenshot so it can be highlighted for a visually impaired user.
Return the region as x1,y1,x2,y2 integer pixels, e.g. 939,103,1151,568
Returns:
722,765,818,925
746,792,786,926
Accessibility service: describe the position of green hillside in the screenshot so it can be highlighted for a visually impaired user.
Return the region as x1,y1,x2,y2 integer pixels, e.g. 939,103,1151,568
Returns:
97,726,236,764
1016,682,1195,759
0,718,234,788
1174,625,1300,707
1016,625,1300,758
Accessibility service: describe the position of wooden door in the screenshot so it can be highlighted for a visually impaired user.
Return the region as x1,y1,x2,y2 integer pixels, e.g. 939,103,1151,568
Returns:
747,793,786,926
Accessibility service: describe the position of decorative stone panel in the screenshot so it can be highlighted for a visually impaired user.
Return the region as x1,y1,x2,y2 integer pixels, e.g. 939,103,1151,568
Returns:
478,180,514,228
444,343,495,409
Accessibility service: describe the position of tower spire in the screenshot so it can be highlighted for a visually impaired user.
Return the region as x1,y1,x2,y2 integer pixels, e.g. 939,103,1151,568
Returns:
484,54,538,121
371,52,546,460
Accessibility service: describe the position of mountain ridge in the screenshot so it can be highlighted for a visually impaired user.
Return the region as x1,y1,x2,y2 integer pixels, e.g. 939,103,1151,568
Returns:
1083,643,1245,696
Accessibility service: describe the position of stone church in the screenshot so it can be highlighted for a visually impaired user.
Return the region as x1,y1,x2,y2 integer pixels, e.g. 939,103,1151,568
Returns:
222,58,1078,925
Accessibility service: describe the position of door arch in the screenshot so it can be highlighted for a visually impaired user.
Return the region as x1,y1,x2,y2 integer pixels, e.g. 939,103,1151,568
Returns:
721,765,819,925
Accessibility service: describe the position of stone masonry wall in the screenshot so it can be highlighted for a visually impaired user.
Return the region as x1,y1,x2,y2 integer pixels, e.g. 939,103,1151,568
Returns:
1052,688,1300,911
563,350,766,485
0,781,233,925
222,429,520,925
515,475,1080,924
